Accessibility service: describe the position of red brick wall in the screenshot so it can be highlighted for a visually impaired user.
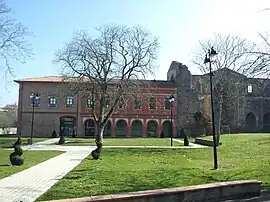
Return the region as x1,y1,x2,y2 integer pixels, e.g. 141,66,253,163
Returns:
17,81,178,137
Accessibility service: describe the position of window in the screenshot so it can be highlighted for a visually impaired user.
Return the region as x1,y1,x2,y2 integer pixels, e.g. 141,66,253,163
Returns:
30,93,40,107
164,97,171,110
134,98,141,109
49,95,57,107
66,96,74,107
248,84,252,93
87,95,94,108
149,97,156,110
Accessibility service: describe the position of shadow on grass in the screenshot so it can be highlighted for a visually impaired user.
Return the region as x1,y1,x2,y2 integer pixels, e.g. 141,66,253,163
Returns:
64,176,83,180
0,164,10,166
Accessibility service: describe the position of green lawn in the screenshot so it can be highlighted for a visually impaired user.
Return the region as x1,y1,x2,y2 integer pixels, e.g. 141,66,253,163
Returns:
62,138,183,146
0,149,63,179
0,137,49,148
38,134,270,201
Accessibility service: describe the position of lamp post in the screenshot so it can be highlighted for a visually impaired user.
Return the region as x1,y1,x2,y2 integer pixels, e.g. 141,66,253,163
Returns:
169,95,175,147
204,46,218,169
30,93,39,145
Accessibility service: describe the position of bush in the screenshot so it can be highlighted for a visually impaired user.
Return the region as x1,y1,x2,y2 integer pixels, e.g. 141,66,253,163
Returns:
52,130,57,138
10,137,24,166
180,128,189,146
13,137,22,147
91,140,102,160
58,135,65,145
184,134,189,146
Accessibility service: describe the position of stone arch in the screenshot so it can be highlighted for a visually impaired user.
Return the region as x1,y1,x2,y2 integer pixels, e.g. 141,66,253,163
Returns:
59,116,76,137
245,112,257,132
116,119,127,137
85,119,95,137
263,113,270,132
147,120,158,137
162,120,171,137
131,120,143,137
103,120,112,137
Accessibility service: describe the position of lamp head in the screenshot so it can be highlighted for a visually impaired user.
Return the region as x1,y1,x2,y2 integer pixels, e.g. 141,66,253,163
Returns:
210,46,217,56
204,54,210,64
169,95,175,102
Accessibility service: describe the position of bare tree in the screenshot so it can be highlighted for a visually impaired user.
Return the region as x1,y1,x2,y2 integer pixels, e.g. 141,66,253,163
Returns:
55,24,159,158
0,0,32,77
192,34,257,135
247,33,270,78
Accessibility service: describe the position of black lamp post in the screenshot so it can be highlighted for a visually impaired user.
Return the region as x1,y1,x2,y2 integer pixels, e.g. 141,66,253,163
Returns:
30,93,39,145
169,95,175,147
204,46,218,170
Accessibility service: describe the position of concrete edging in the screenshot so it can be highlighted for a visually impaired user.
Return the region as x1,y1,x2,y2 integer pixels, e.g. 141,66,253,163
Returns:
43,180,261,202
195,138,222,147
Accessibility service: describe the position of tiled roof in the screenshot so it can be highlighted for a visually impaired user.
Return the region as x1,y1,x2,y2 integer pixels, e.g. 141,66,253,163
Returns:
14,76,65,83
14,76,176,86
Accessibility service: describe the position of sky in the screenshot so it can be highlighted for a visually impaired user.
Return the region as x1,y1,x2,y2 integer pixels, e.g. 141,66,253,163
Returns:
0,0,269,106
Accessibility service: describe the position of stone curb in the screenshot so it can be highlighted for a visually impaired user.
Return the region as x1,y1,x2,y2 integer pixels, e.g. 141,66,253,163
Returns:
41,180,261,202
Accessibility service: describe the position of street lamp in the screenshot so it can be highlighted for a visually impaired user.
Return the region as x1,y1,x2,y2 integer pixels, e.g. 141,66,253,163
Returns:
204,46,218,169
169,95,175,147
30,92,39,145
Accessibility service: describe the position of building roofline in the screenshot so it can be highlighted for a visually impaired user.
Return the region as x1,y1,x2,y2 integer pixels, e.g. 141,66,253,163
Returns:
14,76,177,87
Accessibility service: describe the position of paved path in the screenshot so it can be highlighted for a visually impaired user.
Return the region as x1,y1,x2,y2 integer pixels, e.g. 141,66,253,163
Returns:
0,138,207,202
0,139,94,202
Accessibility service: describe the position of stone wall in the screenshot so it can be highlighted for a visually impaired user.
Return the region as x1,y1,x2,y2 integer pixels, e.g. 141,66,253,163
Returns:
44,180,261,202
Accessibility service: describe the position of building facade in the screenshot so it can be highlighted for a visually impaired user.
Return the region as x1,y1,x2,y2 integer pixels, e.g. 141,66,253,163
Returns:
167,61,270,134
15,61,270,137
15,75,178,138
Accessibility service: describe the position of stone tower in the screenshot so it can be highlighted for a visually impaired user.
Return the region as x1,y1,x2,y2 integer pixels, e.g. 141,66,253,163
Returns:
167,61,198,135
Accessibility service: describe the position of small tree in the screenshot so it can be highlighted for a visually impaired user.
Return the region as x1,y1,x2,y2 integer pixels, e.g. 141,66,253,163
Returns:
55,24,159,159
9,137,24,166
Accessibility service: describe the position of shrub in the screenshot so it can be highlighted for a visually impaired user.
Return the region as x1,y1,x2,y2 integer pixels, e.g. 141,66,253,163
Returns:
52,130,57,138
10,137,24,166
91,140,102,160
184,134,189,146
13,137,22,147
58,135,65,145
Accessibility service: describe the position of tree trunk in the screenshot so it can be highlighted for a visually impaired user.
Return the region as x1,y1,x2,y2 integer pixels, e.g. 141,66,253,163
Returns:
91,125,105,160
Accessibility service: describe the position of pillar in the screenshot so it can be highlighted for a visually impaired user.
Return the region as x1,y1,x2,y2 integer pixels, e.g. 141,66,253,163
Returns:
111,119,116,137
142,124,147,137
127,123,132,137
157,120,162,137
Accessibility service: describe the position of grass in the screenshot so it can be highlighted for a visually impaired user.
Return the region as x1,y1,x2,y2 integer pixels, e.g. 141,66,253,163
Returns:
0,149,63,179
0,137,49,148
62,138,184,146
38,134,270,201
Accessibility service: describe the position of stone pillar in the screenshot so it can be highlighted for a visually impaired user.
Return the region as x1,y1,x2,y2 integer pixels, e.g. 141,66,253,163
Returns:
127,123,132,137
76,93,80,136
111,119,116,137
157,120,162,137
142,124,147,137
77,118,83,137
